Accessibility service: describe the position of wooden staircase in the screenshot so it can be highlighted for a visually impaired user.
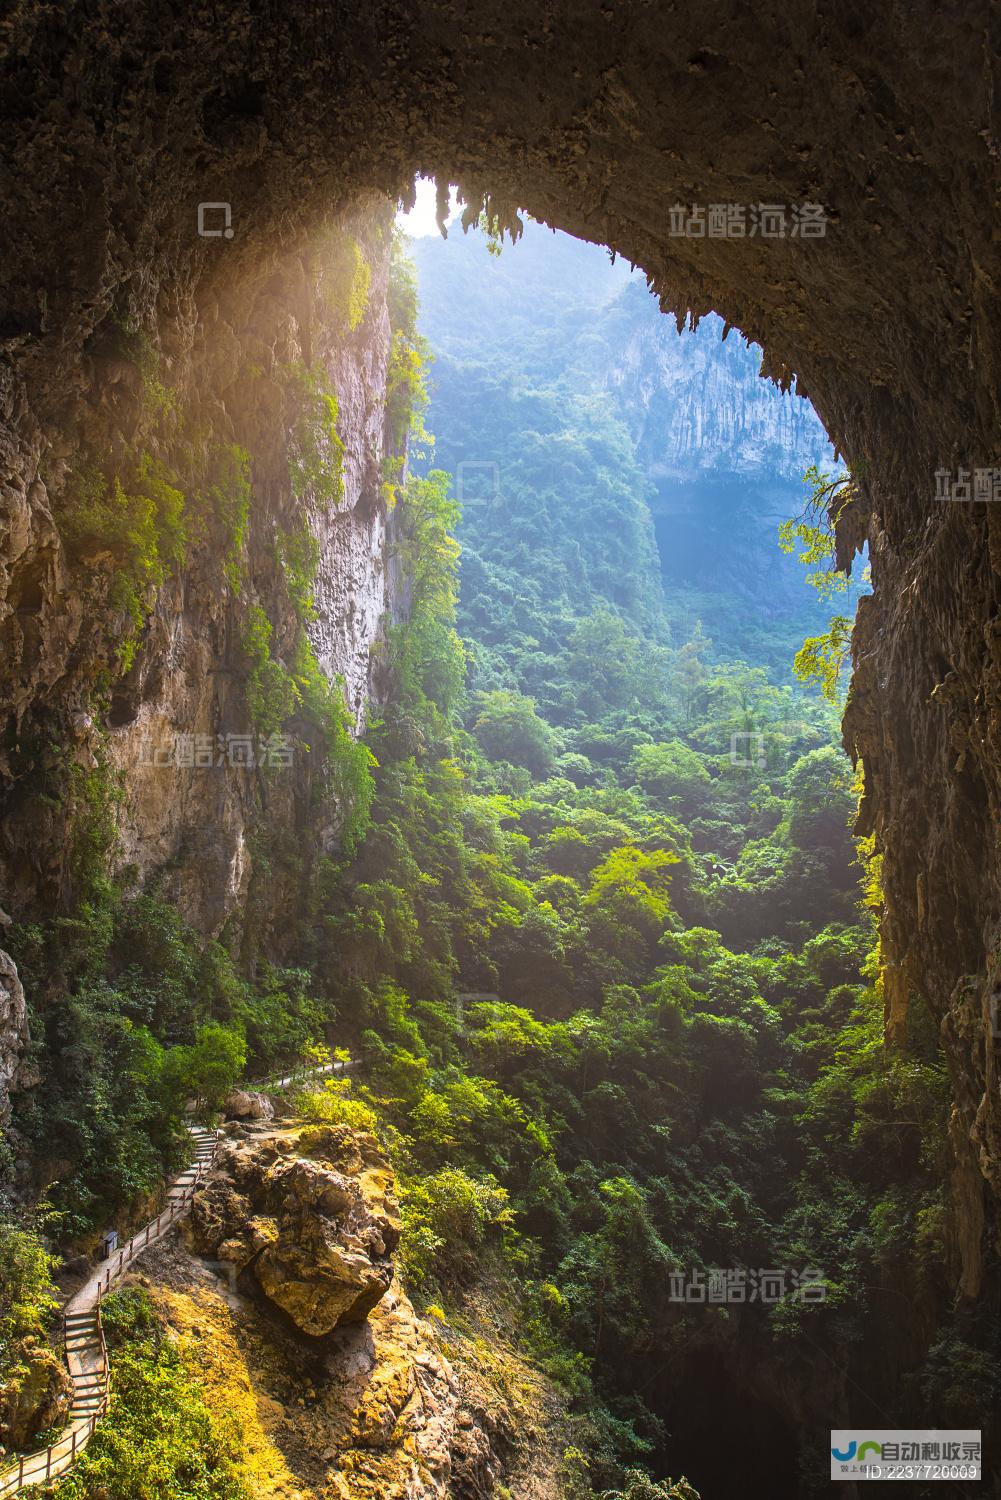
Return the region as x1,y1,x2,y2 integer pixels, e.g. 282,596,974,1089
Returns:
0,1124,219,1496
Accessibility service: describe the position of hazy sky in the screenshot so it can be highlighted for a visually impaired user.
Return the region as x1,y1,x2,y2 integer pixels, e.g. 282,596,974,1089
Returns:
397,176,459,237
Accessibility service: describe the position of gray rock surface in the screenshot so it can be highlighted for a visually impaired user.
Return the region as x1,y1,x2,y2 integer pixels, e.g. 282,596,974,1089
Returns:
0,948,29,1127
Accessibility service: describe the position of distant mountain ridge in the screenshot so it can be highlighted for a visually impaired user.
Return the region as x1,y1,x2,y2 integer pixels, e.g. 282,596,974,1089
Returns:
598,283,832,484
412,220,831,480
409,218,856,676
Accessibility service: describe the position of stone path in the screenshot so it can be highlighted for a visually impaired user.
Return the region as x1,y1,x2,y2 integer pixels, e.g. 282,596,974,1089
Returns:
0,1125,218,1496
0,1059,353,1494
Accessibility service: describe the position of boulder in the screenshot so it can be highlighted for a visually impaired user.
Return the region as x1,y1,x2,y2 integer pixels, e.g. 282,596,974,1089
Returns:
189,1127,401,1336
223,1089,275,1121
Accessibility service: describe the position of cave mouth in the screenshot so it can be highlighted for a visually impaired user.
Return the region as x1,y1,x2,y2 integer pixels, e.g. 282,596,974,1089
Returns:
652,1349,805,1499
2,7,1000,1496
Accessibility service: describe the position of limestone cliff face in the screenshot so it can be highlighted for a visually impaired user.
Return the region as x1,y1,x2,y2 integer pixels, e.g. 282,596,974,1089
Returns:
0,198,400,1125
602,294,832,487
598,293,842,627
0,197,397,958
101,207,397,940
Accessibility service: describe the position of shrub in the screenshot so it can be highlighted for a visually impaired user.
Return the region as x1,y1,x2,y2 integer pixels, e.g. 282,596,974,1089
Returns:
0,1220,60,1353
53,1288,249,1500
293,1079,380,1132
288,363,345,509
62,455,187,669
241,606,297,737
206,444,252,594
398,1166,513,1292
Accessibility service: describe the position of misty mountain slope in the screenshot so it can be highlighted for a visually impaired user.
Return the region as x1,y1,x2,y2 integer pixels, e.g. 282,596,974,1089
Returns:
410,220,861,677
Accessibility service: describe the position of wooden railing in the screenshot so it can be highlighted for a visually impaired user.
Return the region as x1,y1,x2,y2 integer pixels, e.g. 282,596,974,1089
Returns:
0,1399,109,1496
0,1061,349,1496
253,1057,350,1094
91,1144,217,1296
0,1128,219,1497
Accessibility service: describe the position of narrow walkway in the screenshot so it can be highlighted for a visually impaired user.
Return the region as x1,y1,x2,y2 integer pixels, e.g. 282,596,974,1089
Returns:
0,1125,218,1496
256,1059,349,1093
0,1060,350,1495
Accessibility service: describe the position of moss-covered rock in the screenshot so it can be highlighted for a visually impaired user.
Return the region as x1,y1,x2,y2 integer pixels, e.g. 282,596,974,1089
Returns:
189,1127,401,1336
0,1333,72,1450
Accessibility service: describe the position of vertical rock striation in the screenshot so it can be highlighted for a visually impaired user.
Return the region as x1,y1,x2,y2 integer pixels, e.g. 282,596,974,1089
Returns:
0,946,29,1126
0,197,399,949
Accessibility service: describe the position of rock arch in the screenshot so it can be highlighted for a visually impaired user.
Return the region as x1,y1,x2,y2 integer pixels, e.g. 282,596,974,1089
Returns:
1,0,999,1288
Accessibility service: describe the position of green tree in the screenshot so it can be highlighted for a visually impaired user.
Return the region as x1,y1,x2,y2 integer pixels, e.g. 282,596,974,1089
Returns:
785,745,854,850
628,739,712,814
162,1023,246,1114
472,690,559,775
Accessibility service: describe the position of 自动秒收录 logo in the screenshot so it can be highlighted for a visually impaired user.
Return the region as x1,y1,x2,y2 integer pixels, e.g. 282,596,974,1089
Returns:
830,1430,981,1479
831,1440,883,1462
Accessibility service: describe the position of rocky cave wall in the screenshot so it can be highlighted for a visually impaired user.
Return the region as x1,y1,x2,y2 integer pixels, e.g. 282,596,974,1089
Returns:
97,202,399,936
0,180,404,1111
1,0,1000,1293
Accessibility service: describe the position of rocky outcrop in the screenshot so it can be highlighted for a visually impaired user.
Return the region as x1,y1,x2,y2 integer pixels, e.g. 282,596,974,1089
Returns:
319,1284,487,1500
224,1089,275,1121
139,1223,559,1500
0,1335,71,1450
178,1124,520,1492
188,1125,401,1337
0,947,29,1126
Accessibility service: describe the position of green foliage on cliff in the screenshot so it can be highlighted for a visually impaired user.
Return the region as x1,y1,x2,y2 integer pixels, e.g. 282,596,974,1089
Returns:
290,633,377,852
385,229,432,454
287,362,345,509
793,614,853,703
54,1288,249,1500
321,232,372,333
241,606,297,738
777,464,855,599
112,319,176,418
63,455,188,669
276,524,321,624
347,241,372,331
205,444,252,594
242,592,375,849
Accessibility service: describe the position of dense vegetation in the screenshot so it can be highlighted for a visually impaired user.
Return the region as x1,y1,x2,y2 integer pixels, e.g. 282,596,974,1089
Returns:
54,1287,249,1500
0,225,992,1498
